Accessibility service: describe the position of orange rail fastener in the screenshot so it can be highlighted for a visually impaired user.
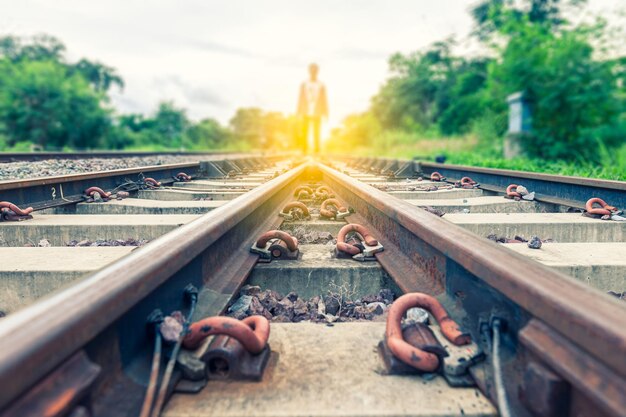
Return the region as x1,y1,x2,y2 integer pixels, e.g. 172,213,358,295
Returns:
183,315,270,353
430,172,445,182
386,293,471,372
320,198,350,220
336,223,378,256
585,197,618,216
0,201,34,216
315,185,333,197
280,201,310,219
506,184,522,198
84,187,112,198
460,177,476,186
144,178,162,188
255,230,299,252
293,185,313,199
176,172,192,182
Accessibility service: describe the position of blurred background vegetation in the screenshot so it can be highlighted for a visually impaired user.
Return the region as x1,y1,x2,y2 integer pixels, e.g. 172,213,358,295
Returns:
327,0,626,179
0,35,299,153
0,0,624,179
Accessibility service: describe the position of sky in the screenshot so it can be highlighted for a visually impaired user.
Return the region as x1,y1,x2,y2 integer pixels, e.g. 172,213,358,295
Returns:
1,0,623,136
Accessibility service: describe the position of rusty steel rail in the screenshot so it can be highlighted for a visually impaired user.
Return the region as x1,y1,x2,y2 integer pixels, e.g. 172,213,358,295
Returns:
0,161,305,412
0,154,283,210
0,163,202,210
345,156,626,209
318,161,626,416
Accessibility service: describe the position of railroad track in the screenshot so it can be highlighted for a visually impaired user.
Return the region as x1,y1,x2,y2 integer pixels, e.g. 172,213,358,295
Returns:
0,155,624,417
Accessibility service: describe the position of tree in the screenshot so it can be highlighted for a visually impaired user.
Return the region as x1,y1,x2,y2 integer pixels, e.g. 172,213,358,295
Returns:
486,15,624,161
71,59,124,93
149,102,189,148
370,41,490,135
184,118,231,149
0,34,66,62
470,0,582,40
0,59,111,149
229,107,265,147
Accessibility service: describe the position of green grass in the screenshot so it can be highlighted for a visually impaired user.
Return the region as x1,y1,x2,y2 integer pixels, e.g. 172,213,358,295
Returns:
340,132,626,182
441,152,626,181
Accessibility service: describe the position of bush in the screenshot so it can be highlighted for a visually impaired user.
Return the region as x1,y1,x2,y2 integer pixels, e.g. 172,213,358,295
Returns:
487,17,625,162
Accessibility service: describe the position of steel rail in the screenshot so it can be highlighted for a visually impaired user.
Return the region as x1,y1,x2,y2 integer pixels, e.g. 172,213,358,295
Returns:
0,154,284,210
343,156,626,208
318,162,626,376
0,161,306,410
419,161,626,191
0,162,202,210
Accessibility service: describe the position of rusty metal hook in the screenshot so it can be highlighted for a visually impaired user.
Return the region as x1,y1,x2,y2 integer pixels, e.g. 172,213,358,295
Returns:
315,185,334,199
0,201,34,216
144,178,162,189
430,172,445,182
175,172,192,182
293,186,313,198
183,315,270,353
255,230,299,252
336,223,378,256
456,177,478,189
84,186,112,199
506,184,521,198
386,292,471,372
280,201,310,219
320,198,350,219
585,197,618,216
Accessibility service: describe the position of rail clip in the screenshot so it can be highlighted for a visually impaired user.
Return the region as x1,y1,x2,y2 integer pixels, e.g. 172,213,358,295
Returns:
335,223,383,261
250,230,299,262
0,201,33,222
320,198,350,220
584,197,624,220
180,316,271,382
279,201,311,221
379,293,482,386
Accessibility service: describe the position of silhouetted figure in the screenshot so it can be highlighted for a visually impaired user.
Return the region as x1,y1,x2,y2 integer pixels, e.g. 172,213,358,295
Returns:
297,63,328,154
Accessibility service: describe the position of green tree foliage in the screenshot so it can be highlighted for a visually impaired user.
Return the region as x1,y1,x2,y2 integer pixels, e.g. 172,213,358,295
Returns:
71,59,124,93
331,0,625,163
185,118,231,149
0,34,239,151
0,59,110,149
488,16,624,160
0,35,114,149
0,35,66,62
370,41,490,135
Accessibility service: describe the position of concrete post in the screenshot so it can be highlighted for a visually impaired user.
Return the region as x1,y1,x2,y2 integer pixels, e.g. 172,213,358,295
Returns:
504,92,531,159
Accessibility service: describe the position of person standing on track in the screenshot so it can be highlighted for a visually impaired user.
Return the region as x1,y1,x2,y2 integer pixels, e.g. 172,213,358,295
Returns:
296,63,328,154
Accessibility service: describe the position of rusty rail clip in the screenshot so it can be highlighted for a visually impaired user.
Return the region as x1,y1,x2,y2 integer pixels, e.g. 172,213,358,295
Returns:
250,230,299,262
179,316,271,382
384,293,471,371
279,202,311,221
174,172,192,182
320,198,351,220
336,224,383,261
0,201,34,222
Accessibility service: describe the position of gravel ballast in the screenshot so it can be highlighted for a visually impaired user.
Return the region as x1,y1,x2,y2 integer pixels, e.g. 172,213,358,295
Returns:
0,155,200,181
